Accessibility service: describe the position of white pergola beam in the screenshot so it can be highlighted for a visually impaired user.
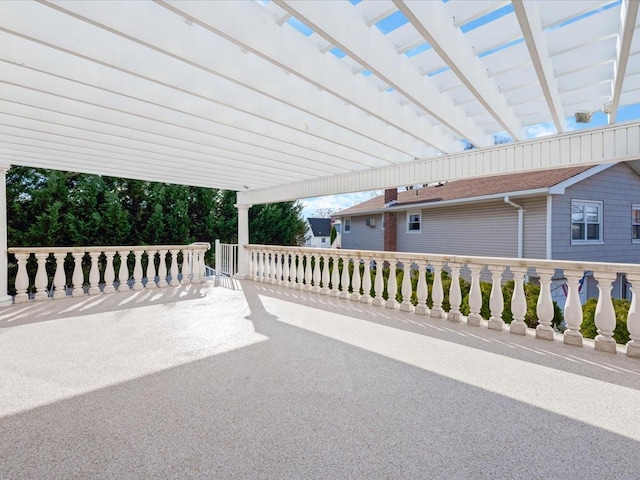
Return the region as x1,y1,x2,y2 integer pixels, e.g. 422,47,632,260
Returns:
157,0,456,154
274,0,492,147
396,0,525,141
609,0,639,123
513,0,567,133
238,120,640,204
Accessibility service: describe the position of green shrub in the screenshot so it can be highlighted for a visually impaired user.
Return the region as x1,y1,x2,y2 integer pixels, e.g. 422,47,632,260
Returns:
581,297,630,345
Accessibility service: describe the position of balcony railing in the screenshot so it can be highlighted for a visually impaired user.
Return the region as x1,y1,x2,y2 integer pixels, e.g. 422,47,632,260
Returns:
7,243,210,302
245,245,640,359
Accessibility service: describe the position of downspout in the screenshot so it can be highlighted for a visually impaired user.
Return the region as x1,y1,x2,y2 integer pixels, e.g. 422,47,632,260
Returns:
504,196,524,258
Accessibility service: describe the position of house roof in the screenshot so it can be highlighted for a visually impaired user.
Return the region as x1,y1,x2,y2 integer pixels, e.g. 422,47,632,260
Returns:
307,218,332,237
336,165,596,216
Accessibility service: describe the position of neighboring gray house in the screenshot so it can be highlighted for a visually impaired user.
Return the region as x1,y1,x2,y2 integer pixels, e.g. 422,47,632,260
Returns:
304,218,332,248
334,162,640,306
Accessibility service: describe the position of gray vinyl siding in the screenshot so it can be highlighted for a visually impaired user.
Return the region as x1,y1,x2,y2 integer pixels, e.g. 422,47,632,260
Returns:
340,214,384,251
521,197,547,259
551,163,640,263
396,201,519,256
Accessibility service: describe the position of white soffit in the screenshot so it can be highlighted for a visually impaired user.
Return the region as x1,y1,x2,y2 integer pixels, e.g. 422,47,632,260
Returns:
0,0,637,200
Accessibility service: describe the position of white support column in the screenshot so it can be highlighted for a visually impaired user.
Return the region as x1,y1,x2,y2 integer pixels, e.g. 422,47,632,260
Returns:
0,164,12,306
234,203,252,278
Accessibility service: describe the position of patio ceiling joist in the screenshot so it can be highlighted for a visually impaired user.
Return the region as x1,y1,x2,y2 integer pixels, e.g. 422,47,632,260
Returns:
609,0,639,123
395,0,525,141
274,0,493,148
513,0,567,134
158,0,453,156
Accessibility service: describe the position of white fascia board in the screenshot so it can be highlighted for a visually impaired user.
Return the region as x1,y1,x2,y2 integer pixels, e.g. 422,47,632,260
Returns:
274,0,492,148
548,163,614,194
237,120,640,204
396,0,525,141
0,3,395,170
337,188,552,217
513,0,567,133
158,0,459,154
609,0,639,123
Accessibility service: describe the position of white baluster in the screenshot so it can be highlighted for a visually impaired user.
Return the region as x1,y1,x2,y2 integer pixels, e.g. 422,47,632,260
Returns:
14,253,30,303
535,268,555,341
488,265,504,330
275,252,284,285
190,250,199,284
198,249,207,282
626,273,640,358
52,252,68,299
303,254,313,292
146,250,158,289
399,262,414,312
257,251,264,282
330,256,341,297
181,250,192,286
157,250,169,288
447,262,462,322
563,270,584,345
430,261,444,318
169,249,180,287
312,255,322,293
414,261,429,315
509,266,528,335
372,257,385,306
72,252,85,297
339,257,351,299
386,260,399,309
360,257,373,304
34,252,50,301
593,271,617,353
467,264,483,326
269,252,277,284
321,256,331,295
103,251,116,294
281,253,290,287
296,253,305,290
350,258,362,301
132,250,144,291
87,251,101,295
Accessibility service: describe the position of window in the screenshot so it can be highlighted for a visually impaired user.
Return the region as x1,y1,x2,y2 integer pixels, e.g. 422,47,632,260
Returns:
321,237,326,243
407,211,421,233
571,200,602,243
344,218,351,233
633,205,640,242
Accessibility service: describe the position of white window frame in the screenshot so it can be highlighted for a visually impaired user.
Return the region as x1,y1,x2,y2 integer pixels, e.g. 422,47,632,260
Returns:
407,211,421,234
343,217,351,234
633,204,640,243
571,199,603,244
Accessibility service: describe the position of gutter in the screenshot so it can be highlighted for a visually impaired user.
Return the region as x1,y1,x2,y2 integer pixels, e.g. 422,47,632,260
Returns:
504,196,524,258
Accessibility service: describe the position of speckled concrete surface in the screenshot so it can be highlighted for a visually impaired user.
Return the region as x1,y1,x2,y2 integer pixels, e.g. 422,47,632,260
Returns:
1,280,639,479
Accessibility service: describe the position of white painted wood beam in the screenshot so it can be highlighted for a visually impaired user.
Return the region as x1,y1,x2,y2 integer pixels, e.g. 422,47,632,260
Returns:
43,0,423,163
609,0,639,123
0,2,402,170
274,0,492,147
395,0,525,141
513,0,567,133
156,0,456,154
237,121,640,204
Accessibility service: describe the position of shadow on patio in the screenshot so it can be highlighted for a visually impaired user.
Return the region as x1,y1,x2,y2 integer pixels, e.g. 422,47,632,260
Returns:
1,280,639,479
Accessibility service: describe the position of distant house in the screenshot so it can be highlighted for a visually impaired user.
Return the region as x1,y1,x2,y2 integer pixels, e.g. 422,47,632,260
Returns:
333,162,640,307
305,218,332,248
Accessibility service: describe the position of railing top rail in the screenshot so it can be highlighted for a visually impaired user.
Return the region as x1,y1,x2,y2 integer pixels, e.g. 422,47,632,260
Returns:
244,244,640,275
8,242,211,255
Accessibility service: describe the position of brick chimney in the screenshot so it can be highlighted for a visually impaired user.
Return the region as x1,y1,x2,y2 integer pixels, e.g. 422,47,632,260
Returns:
383,188,397,252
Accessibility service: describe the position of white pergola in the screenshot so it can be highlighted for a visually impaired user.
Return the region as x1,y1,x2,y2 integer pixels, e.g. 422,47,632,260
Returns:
1,0,640,296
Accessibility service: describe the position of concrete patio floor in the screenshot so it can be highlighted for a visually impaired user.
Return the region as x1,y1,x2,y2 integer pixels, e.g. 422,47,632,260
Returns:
1,279,639,479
